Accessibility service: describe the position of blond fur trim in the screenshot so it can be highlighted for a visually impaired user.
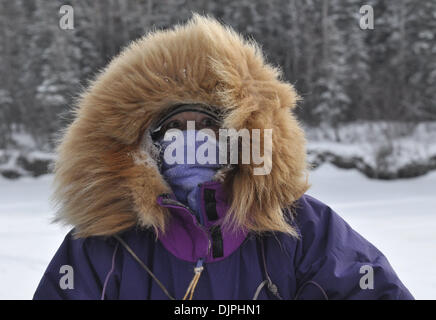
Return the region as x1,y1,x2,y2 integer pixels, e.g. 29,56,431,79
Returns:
52,14,309,238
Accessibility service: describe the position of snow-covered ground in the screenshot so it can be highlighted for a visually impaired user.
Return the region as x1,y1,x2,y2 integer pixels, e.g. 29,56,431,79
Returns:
308,164,436,299
0,174,67,300
0,164,435,299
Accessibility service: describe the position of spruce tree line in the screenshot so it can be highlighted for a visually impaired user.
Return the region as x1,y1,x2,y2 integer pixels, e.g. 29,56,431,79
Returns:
1,0,435,149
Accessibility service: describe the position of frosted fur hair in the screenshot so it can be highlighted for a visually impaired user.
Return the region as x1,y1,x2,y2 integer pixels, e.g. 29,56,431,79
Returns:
52,14,310,238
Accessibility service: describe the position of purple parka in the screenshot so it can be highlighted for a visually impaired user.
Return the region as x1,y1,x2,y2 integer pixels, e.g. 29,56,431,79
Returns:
33,182,413,300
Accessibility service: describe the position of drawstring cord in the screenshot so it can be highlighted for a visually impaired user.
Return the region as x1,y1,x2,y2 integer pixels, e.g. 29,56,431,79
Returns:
101,242,119,300
183,258,204,300
294,280,329,300
114,235,176,300
253,236,283,300
114,235,205,300
114,234,282,300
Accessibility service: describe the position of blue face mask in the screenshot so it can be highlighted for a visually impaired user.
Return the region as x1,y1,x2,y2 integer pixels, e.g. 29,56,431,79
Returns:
158,130,222,218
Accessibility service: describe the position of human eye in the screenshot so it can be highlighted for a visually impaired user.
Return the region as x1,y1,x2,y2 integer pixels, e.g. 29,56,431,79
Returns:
165,119,183,130
201,117,217,128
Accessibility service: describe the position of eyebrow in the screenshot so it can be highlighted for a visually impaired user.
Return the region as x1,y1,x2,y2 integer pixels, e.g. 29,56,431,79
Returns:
151,104,222,139
154,106,220,130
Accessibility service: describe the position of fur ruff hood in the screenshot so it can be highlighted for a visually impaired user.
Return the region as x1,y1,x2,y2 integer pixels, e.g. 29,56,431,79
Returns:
52,15,309,238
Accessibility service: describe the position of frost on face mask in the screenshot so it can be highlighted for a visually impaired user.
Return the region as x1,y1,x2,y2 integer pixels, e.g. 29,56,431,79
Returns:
157,129,222,217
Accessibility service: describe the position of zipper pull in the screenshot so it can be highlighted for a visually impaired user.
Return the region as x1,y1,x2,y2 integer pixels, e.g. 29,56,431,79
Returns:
183,258,204,300
195,258,204,271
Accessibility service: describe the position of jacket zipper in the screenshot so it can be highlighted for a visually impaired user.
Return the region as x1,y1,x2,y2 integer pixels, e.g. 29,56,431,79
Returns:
160,195,212,258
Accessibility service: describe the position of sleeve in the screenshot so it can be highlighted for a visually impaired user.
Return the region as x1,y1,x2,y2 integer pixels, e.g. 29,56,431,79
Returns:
33,230,119,300
292,195,414,300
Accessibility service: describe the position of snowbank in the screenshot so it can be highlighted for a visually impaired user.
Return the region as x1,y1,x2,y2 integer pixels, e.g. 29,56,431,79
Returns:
0,130,55,179
306,121,436,179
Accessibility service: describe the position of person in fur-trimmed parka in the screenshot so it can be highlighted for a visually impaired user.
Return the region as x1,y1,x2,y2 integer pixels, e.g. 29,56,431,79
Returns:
33,15,413,300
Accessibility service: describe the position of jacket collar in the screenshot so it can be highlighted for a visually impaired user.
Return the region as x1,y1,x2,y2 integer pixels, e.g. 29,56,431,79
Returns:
156,181,248,263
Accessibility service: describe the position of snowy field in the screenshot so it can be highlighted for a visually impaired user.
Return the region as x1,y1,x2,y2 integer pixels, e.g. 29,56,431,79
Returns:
0,164,435,299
